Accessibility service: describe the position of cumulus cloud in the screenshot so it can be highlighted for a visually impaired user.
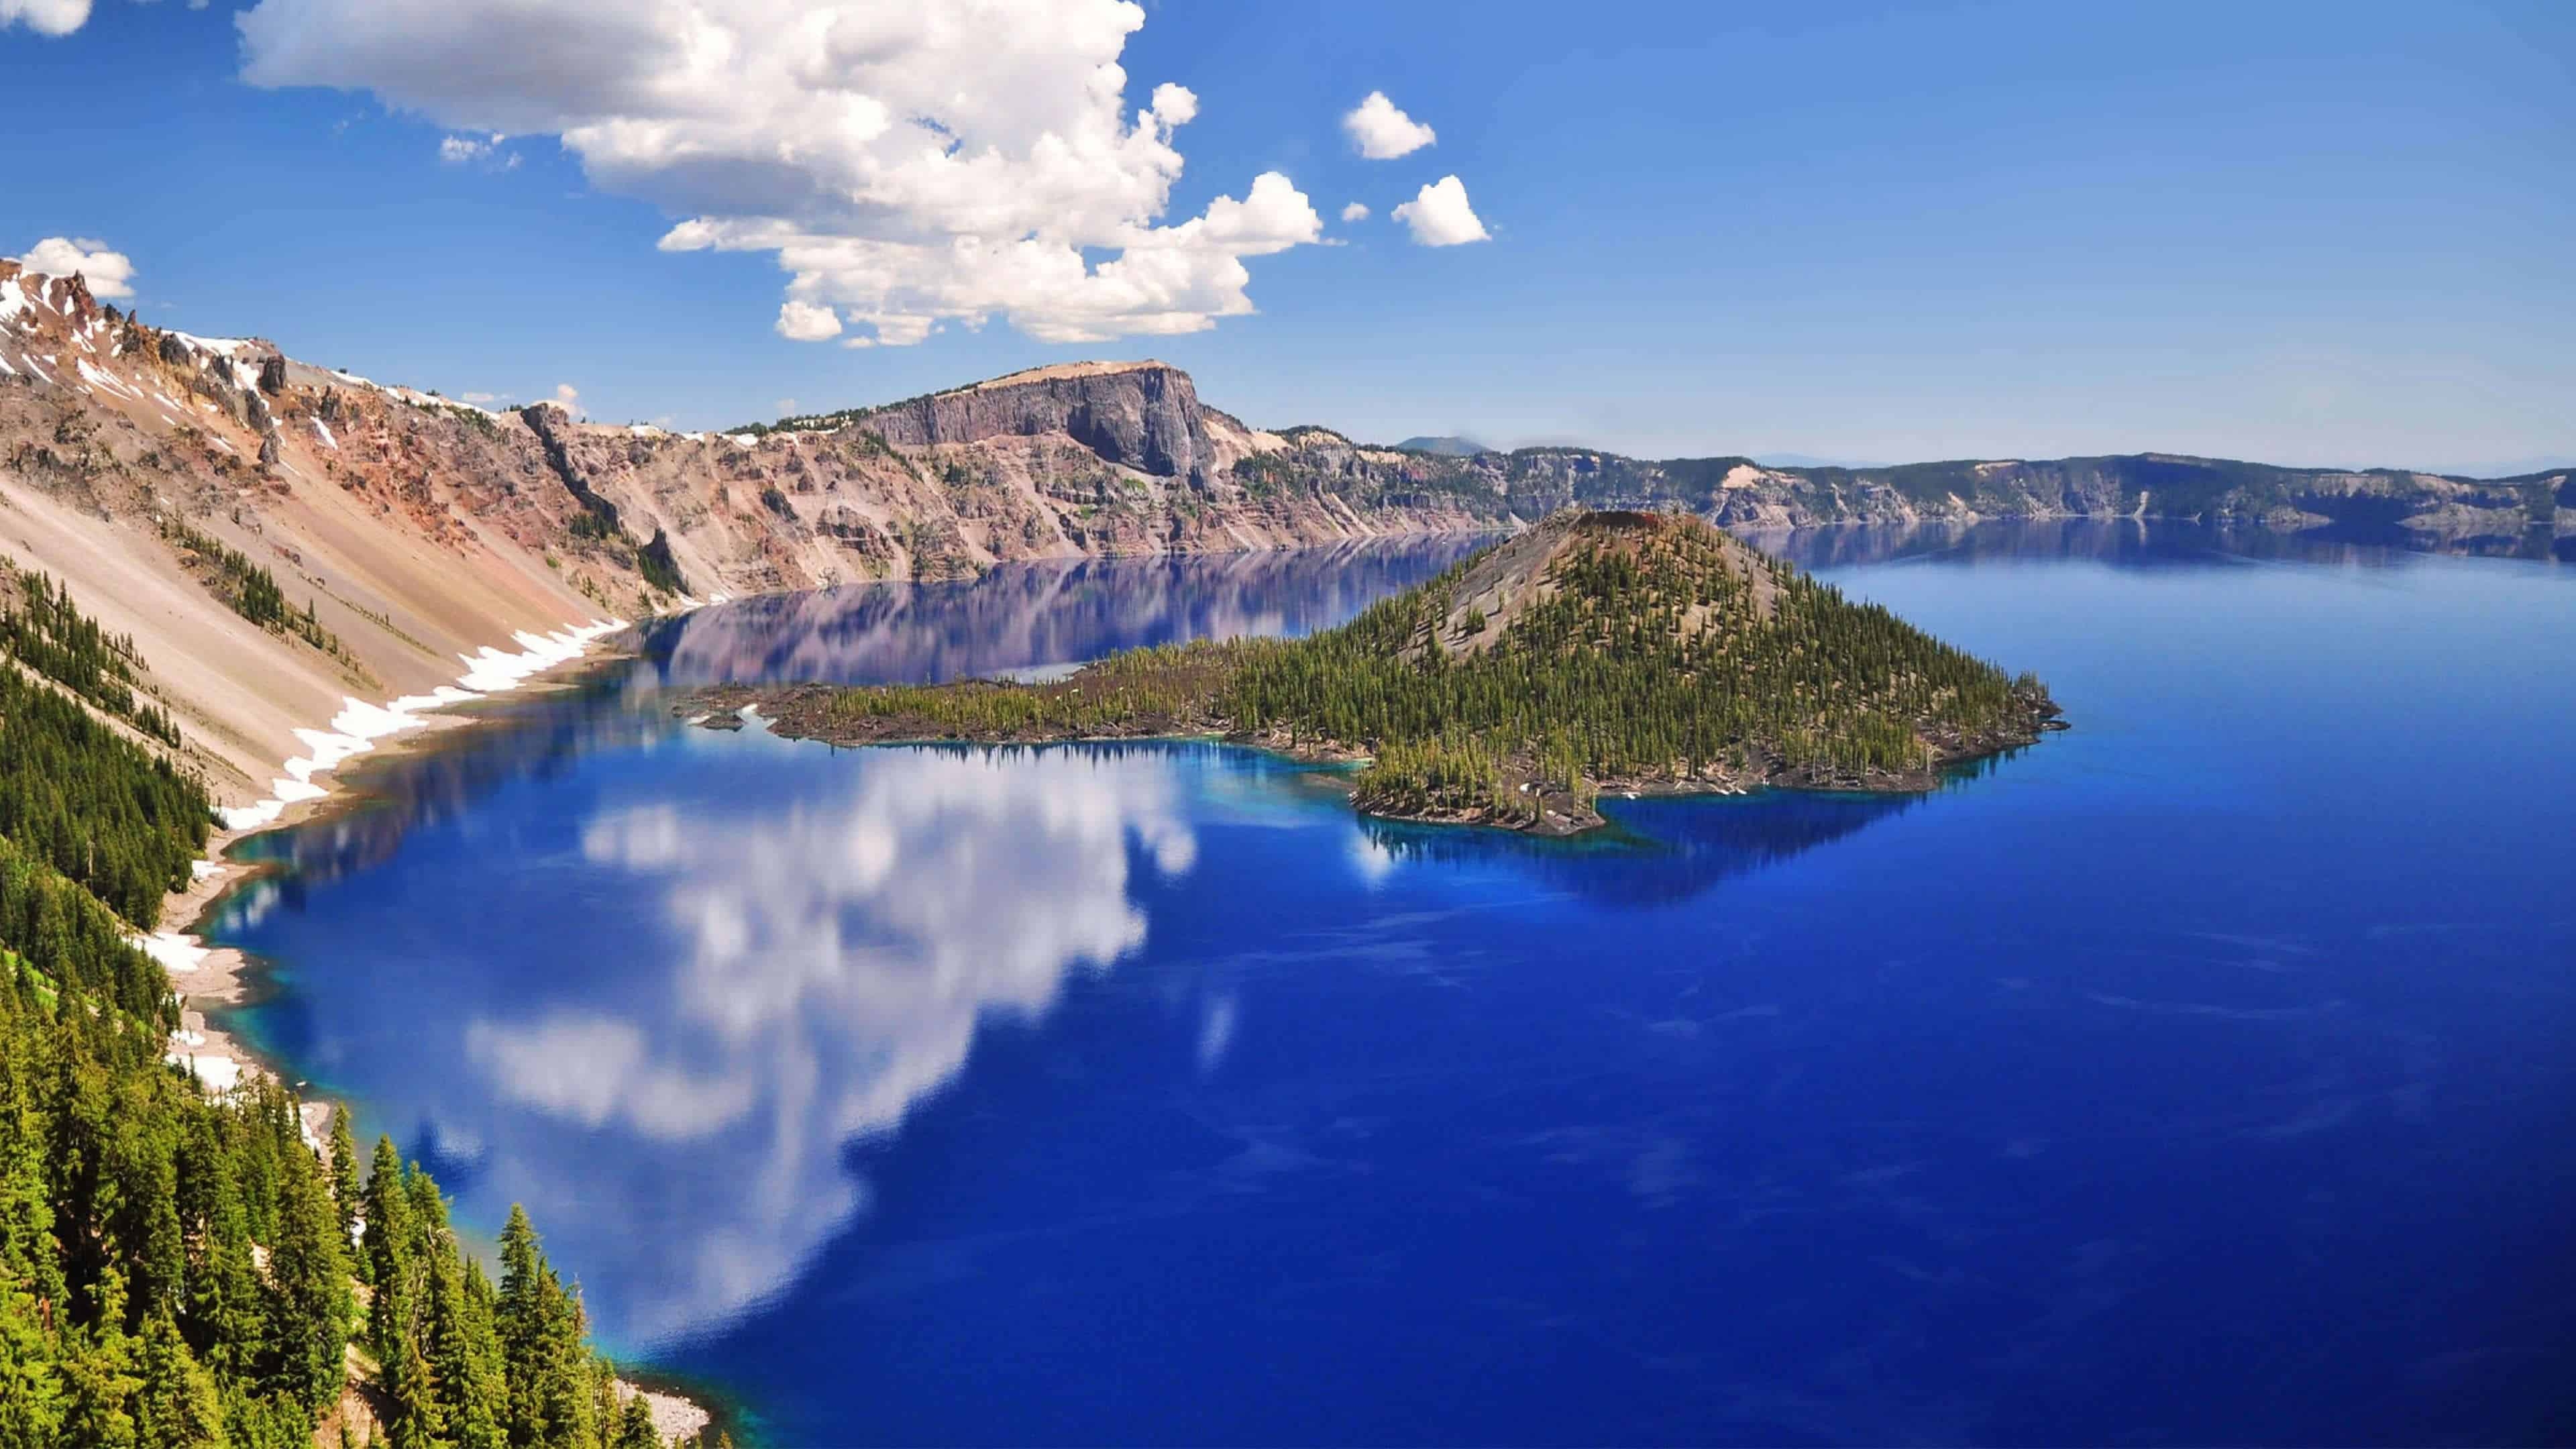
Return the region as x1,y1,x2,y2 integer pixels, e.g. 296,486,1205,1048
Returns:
1392,175,1490,247
774,300,842,343
1340,201,1370,223
1342,91,1436,160
550,382,580,415
437,131,515,167
235,0,1326,347
16,236,137,297
0,0,89,36
461,390,500,403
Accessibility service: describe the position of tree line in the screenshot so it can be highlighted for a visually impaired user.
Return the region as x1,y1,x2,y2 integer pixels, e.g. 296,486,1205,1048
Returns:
0,576,722,1447
1,567,182,747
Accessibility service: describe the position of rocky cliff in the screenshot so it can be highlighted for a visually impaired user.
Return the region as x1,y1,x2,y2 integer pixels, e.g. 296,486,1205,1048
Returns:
855,361,1221,485
0,262,1497,809
4,254,2564,808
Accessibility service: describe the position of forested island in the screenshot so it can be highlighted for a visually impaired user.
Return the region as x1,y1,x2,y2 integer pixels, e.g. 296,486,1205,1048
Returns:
692,511,2063,835
0,565,717,1448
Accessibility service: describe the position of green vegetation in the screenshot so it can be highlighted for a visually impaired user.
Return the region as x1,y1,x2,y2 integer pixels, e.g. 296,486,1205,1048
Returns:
634,530,685,596
0,600,715,1444
1223,513,2041,782
763,511,2057,830
156,519,349,661
820,641,1236,738
1,567,182,747
0,661,208,927
426,402,502,439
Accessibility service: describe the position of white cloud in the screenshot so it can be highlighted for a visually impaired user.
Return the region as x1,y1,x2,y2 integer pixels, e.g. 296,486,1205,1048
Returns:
236,0,1326,347
1340,201,1370,223
774,300,842,343
0,0,89,36
1342,91,1436,160
550,382,580,415
16,236,137,297
439,132,519,168
1392,175,1491,247
775,397,798,415
462,390,500,403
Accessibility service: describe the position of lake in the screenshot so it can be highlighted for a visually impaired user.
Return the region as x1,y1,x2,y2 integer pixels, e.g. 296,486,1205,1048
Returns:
207,523,2576,1445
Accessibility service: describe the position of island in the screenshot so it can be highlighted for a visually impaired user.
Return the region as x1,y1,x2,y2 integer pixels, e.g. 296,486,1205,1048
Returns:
686,511,2065,835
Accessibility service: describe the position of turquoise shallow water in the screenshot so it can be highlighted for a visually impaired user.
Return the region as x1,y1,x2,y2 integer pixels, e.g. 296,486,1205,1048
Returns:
212,526,2576,1444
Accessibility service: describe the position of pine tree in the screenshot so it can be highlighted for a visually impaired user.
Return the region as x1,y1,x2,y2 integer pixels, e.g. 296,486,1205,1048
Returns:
360,1139,421,1438
613,1391,661,1449
327,1107,362,1273
133,1309,227,1449
60,1268,142,1449
0,1281,67,1447
260,1146,352,1414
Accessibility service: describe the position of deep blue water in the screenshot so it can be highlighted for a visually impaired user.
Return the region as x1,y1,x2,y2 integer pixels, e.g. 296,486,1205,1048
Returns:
209,525,2576,1446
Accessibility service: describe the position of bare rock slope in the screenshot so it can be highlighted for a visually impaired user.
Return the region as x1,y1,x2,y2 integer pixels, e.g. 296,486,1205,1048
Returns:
0,263,1497,812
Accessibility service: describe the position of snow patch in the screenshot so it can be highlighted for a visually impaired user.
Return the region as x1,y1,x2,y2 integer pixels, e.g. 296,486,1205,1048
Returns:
213,618,627,832
130,931,211,975
170,332,256,357
0,276,28,327
313,419,339,449
166,1052,244,1093
76,357,142,400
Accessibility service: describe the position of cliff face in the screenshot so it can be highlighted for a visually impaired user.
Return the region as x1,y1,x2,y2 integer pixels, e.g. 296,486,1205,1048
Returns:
5,253,2562,802
0,262,1499,806
857,362,1219,485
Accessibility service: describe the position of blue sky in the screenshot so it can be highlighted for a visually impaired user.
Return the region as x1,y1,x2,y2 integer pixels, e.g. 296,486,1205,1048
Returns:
5,0,2571,472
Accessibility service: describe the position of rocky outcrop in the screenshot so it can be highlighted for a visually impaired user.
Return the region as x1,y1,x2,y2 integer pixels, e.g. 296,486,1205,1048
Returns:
857,362,1219,486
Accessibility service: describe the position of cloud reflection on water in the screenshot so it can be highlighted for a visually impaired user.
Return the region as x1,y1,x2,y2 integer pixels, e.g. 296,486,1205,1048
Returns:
461,744,1199,1342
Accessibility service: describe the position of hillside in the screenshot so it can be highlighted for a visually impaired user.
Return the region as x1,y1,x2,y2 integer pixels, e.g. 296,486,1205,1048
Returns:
700,511,2063,833
5,254,2558,830
0,570,715,1448
0,264,1497,824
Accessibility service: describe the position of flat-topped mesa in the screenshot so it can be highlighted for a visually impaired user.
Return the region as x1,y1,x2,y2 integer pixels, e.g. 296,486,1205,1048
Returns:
857,359,1217,485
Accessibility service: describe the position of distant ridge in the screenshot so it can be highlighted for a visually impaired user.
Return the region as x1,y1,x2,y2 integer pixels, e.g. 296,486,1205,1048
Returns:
1397,435,1493,457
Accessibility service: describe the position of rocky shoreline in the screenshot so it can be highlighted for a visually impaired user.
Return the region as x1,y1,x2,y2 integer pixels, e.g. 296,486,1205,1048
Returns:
675,681,2067,838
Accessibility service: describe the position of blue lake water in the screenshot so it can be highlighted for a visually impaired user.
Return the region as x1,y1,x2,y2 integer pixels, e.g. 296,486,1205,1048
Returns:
208,524,2576,1445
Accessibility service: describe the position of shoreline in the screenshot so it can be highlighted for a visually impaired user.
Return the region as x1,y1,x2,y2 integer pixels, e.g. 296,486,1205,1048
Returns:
154,616,653,1099
140,605,724,1445
676,682,2067,838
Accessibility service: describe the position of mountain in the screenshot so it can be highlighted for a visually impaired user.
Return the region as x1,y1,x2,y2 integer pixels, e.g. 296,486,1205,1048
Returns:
711,511,2063,834
1395,435,1493,456
0,265,1491,811
3,256,2564,816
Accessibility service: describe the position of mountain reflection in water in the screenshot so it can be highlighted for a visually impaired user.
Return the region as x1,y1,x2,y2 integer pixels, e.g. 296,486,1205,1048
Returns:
630,533,1491,688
